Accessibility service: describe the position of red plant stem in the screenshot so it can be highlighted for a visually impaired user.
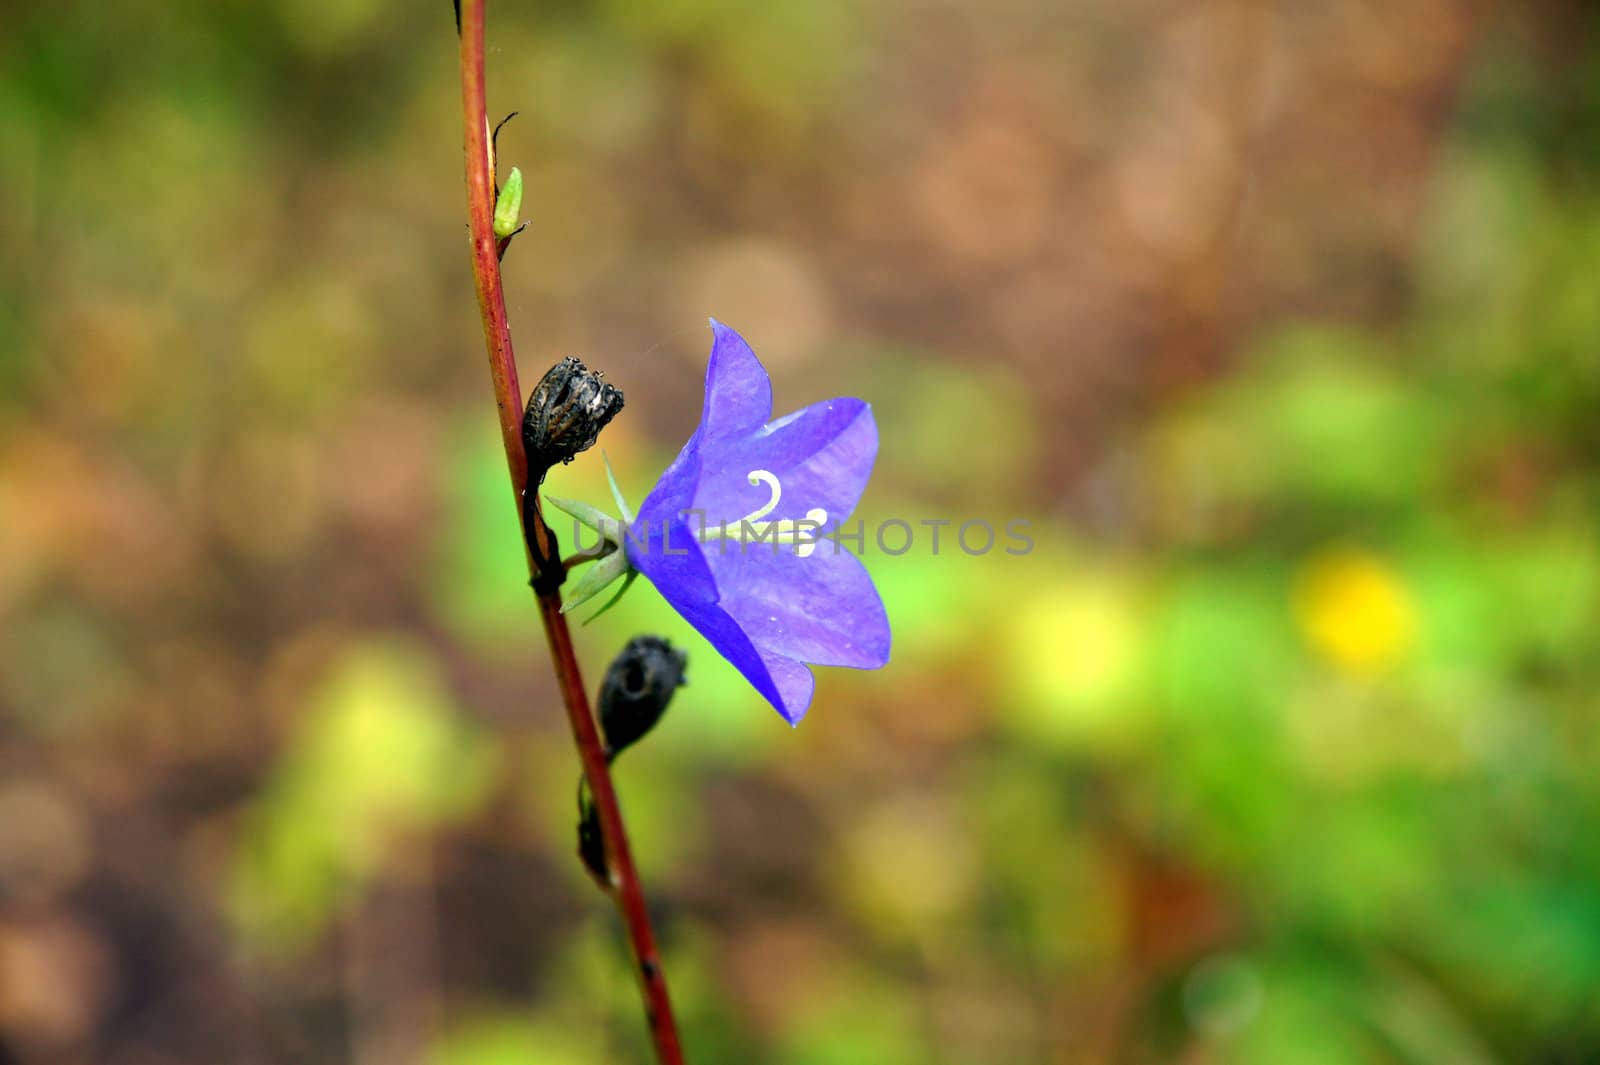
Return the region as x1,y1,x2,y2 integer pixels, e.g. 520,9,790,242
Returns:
456,5,685,1063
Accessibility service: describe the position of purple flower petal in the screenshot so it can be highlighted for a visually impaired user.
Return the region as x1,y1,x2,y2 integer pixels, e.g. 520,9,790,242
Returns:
756,655,817,726
701,319,773,441
626,321,890,724
692,399,875,527
624,521,790,711
631,316,771,526
710,546,890,670
633,458,702,554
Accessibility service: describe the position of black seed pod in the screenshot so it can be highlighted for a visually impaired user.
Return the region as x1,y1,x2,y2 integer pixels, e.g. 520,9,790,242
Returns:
522,357,624,486
599,636,688,760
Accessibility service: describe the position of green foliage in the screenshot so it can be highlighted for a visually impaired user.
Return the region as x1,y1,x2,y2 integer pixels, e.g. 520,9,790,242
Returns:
230,642,494,953
431,1013,609,1065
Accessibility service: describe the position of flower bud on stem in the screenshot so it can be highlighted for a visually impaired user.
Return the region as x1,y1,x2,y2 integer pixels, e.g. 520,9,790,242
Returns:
578,638,686,886
600,636,687,761
493,165,524,237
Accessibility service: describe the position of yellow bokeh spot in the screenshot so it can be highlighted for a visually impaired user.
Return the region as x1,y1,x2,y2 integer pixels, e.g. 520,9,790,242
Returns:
1294,548,1418,674
1004,572,1144,748
841,799,976,940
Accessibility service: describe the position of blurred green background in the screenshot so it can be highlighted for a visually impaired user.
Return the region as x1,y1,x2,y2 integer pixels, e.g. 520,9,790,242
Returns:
3,1,1599,1062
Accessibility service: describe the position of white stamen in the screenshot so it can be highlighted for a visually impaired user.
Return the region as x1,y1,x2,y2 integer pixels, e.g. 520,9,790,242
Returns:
696,473,829,556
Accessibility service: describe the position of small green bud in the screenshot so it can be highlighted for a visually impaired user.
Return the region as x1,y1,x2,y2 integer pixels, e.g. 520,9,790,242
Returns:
493,166,523,238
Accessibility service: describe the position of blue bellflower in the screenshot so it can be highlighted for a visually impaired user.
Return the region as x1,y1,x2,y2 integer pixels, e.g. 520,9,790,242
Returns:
621,321,891,724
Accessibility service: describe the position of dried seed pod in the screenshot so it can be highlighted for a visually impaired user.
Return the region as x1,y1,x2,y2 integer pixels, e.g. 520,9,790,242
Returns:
522,357,624,486
599,636,687,760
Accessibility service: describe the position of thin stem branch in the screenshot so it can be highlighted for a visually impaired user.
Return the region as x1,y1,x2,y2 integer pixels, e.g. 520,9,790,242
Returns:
456,5,685,1062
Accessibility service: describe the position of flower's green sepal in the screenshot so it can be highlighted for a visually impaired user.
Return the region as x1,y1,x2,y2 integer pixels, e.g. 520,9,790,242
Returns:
546,495,617,538
583,569,637,625
602,451,635,523
544,486,639,618
561,547,631,615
